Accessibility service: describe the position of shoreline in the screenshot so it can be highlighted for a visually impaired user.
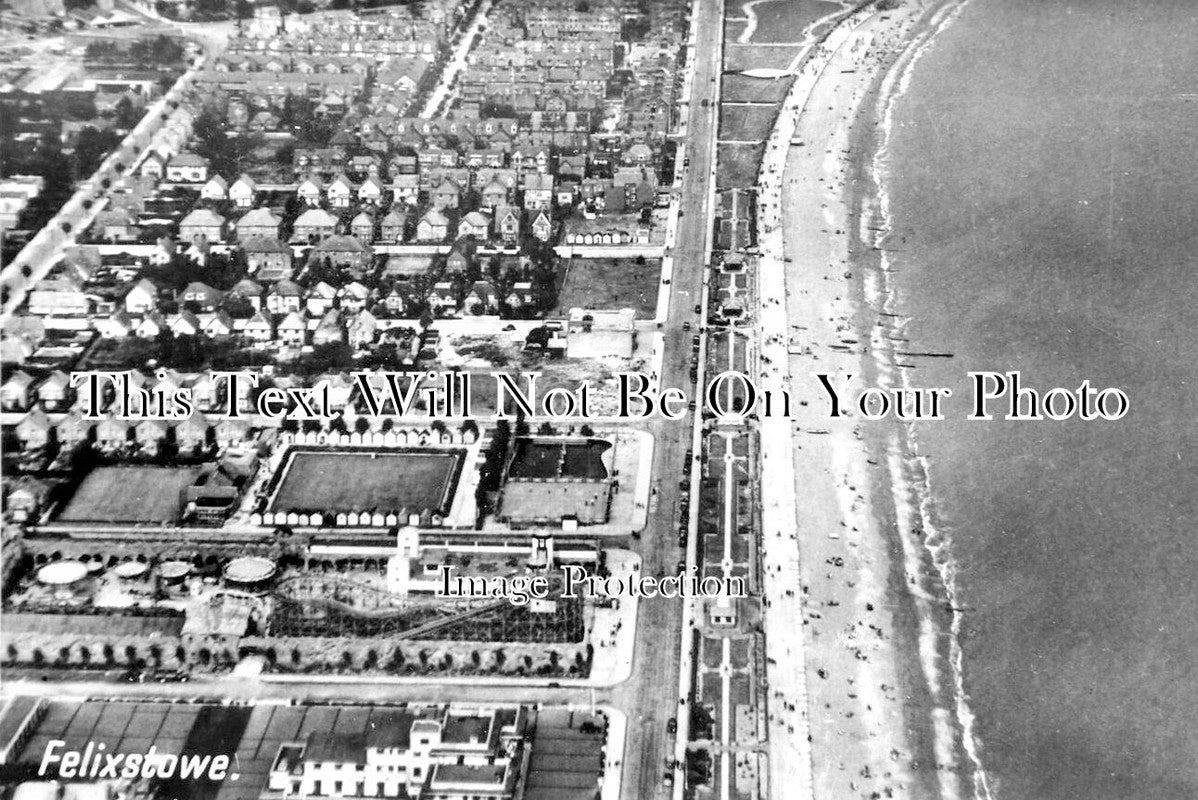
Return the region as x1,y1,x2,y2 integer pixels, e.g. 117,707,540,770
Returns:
759,1,978,798
853,2,997,799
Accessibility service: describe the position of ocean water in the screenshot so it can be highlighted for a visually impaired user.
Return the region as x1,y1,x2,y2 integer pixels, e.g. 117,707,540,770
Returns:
879,1,1198,798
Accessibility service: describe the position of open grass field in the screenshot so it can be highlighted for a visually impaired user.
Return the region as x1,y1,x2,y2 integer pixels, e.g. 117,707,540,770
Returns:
724,42,801,72
554,257,660,318
59,466,199,523
717,143,766,190
270,451,459,514
721,73,792,104
747,0,841,44
719,104,779,142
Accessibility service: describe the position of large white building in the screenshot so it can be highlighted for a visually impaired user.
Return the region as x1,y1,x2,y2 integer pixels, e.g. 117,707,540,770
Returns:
264,706,528,800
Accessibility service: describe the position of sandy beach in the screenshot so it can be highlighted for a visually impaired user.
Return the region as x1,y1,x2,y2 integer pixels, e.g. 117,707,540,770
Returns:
754,2,972,798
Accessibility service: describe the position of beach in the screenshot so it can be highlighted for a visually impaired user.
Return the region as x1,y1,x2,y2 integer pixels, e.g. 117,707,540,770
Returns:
755,1,978,798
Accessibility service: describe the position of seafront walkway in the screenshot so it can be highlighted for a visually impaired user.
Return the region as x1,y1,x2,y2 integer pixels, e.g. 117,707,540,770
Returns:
752,8,875,800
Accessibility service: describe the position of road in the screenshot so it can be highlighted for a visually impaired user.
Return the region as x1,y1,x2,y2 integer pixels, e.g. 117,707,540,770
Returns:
418,0,493,118
613,0,727,797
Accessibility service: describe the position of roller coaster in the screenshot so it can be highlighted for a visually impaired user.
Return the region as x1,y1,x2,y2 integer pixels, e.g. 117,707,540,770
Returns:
268,575,584,643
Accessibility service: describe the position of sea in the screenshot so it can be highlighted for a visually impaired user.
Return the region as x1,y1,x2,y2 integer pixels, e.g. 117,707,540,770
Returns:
871,0,1198,798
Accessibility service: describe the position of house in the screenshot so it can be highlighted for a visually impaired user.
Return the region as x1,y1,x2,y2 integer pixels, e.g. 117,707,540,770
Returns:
358,175,385,204
337,281,369,312
350,211,374,243
297,175,324,206
1,370,34,411
380,207,407,242
292,208,338,242
96,417,130,451
139,152,166,180
236,207,282,240
623,142,653,166
215,417,250,447
464,280,498,315
531,210,553,242
446,237,478,273
305,281,338,316
135,419,169,453
200,174,229,201
94,208,139,243
558,152,587,176
29,277,89,316
496,205,520,245
312,309,344,346
181,282,223,312
458,210,490,240
242,311,273,342
58,411,93,448
243,237,293,281
277,312,307,346
327,173,354,208
135,312,166,338
150,237,176,266
170,310,201,336
176,411,210,453
16,408,51,449
310,235,372,275
188,373,220,411
505,281,536,310
229,174,258,208
566,307,636,359
202,311,235,337
266,279,304,314
390,173,420,204
416,208,449,242
556,181,577,206
430,177,462,210
124,278,158,314
522,173,554,210
227,278,264,312
96,310,135,339
37,370,71,411
166,152,209,183
179,209,226,243
347,308,378,348
480,179,508,209
428,281,458,314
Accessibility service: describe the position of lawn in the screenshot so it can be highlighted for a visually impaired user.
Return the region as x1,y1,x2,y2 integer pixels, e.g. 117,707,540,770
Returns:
59,466,200,523
554,257,660,319
718,104,778,142
724,43,801,72
716,143,765,190
747,0,841,44
721,73,791,104
270,450,460,514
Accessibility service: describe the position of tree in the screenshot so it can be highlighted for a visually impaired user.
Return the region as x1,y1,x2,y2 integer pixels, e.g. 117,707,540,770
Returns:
114,96,141,130
73,125,122,179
